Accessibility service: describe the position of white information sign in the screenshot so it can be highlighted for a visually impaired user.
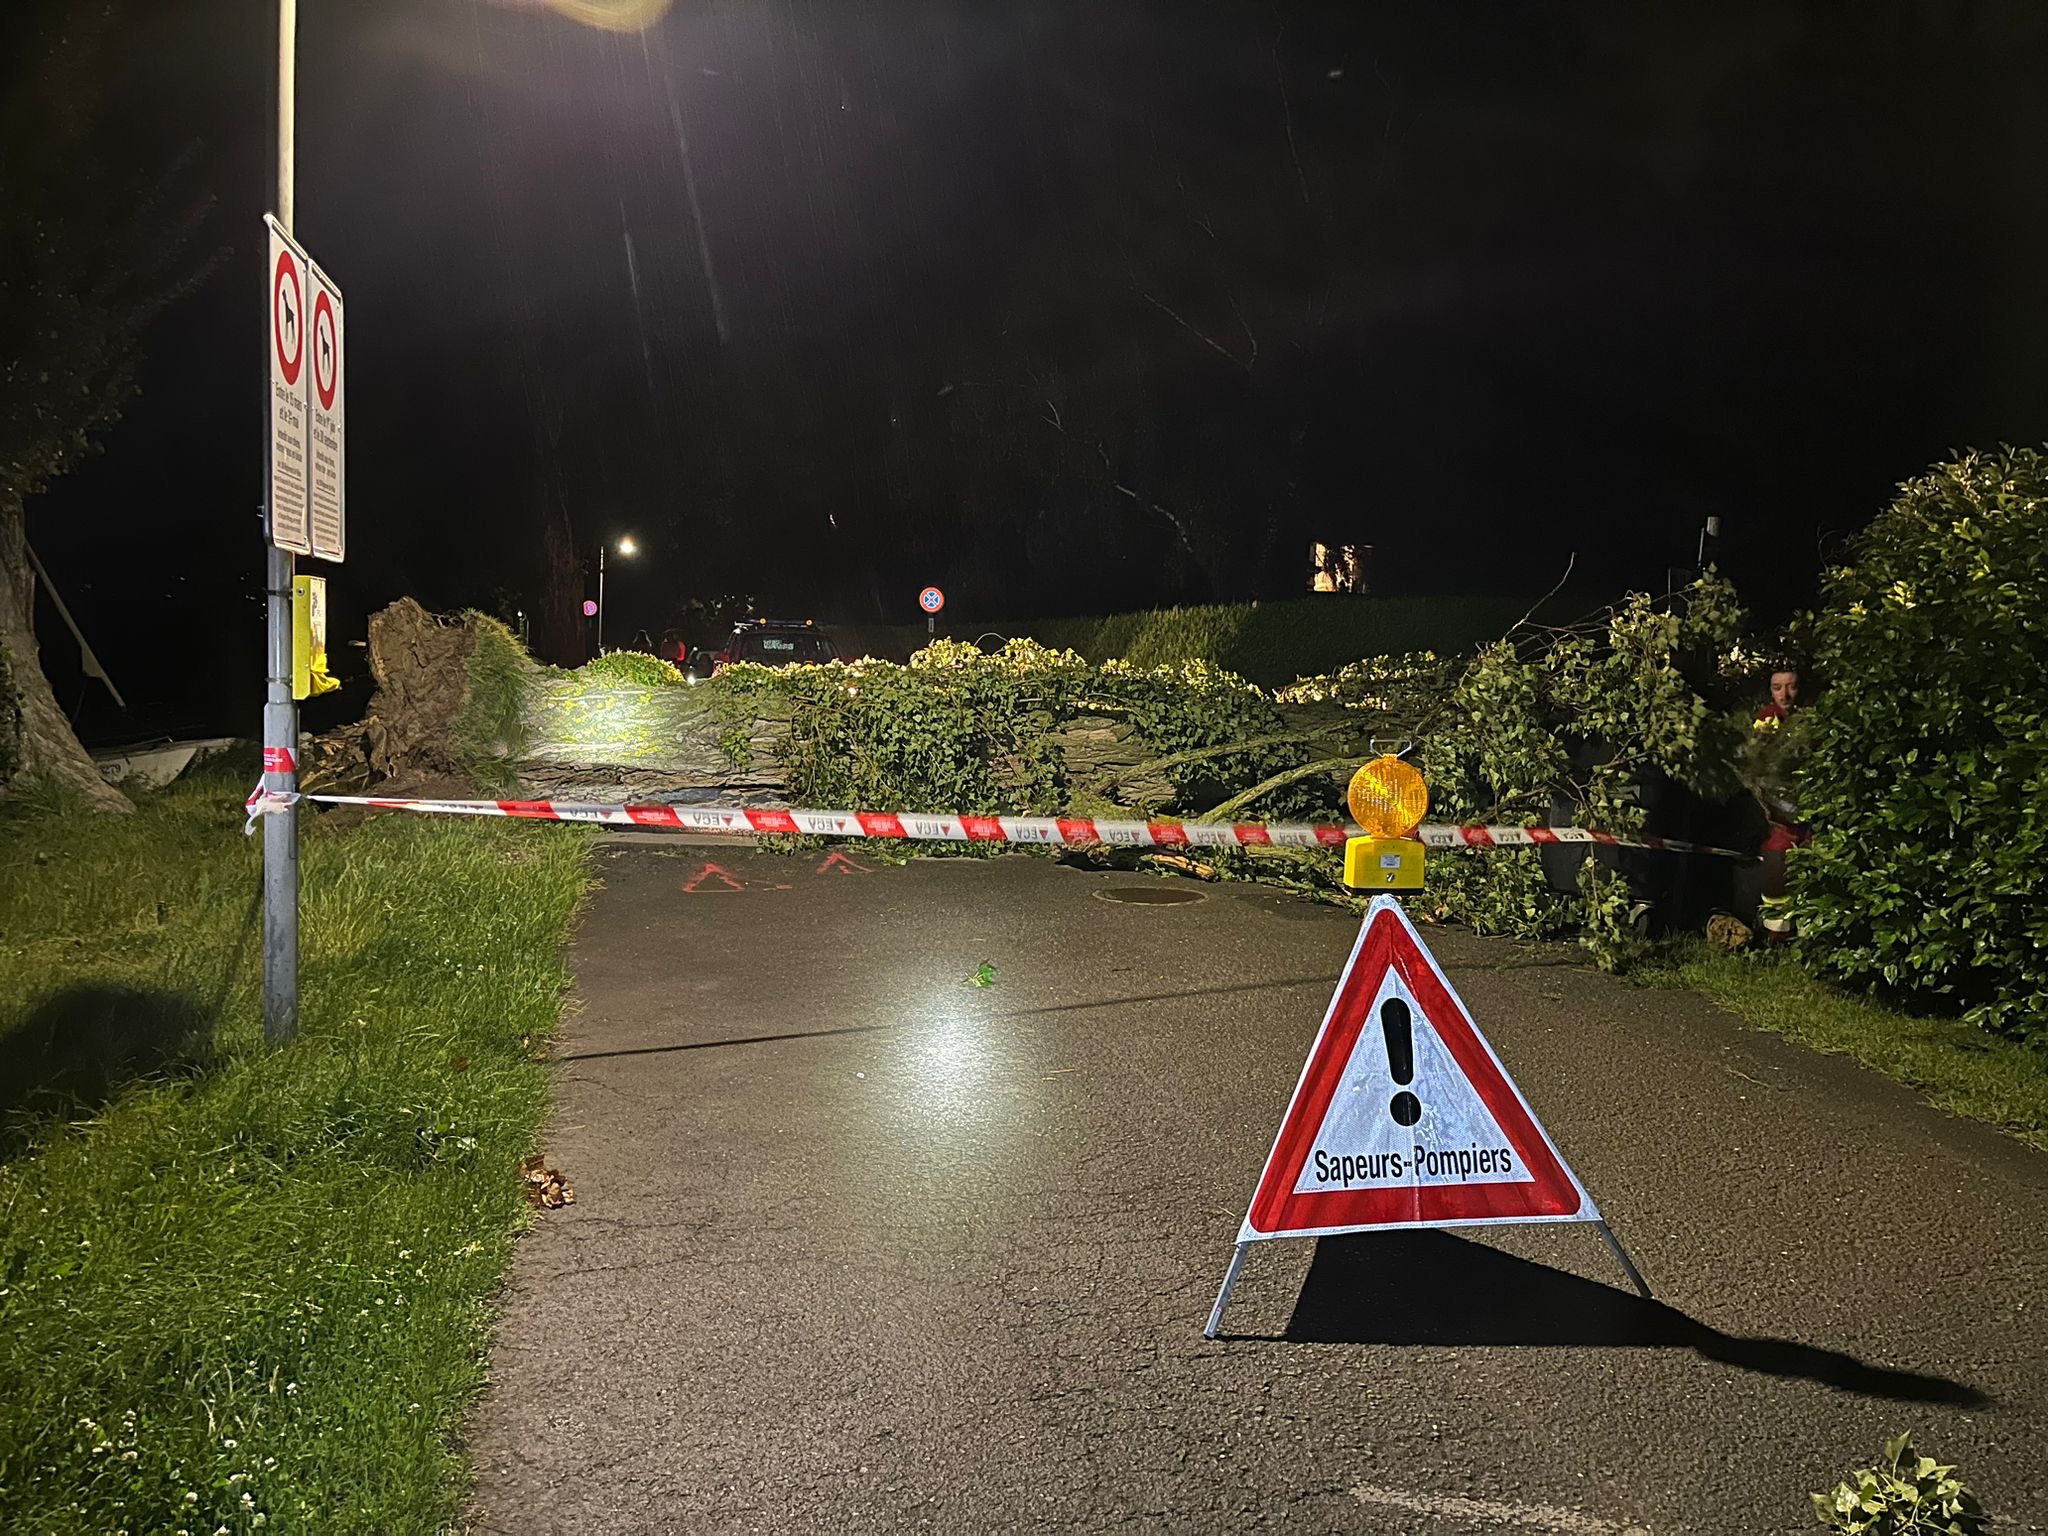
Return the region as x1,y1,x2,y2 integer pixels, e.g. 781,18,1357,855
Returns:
265,214,345,563
266,216,311,555
306,261,345,562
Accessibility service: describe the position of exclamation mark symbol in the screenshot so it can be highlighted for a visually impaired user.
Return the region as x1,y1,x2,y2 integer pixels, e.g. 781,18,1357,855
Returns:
1381,996,1423,1126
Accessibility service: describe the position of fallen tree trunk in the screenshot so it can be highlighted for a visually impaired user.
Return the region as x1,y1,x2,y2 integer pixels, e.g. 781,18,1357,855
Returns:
511,694,1189,808
515,673,790,802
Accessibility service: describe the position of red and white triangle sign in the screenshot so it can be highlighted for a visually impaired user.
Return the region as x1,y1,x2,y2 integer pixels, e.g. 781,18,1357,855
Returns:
1237,895,1599,1243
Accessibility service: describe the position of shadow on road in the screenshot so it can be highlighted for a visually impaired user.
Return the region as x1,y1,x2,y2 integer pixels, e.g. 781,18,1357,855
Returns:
563,1023,894,1061
565,977,1349,1060
1247,1230,1988,1407
1001,975,1341,1018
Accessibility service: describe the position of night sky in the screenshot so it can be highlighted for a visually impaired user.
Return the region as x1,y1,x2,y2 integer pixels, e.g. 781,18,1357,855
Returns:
17,0,2048,742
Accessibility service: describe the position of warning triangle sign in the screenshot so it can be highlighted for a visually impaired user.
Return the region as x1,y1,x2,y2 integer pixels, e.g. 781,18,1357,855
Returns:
1237,895,1598,1242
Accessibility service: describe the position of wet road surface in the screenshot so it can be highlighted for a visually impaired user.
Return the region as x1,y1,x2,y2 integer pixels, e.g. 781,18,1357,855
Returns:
466,844,2048,1534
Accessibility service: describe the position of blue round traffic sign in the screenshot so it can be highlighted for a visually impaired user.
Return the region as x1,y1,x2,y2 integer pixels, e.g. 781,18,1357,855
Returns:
919,586,945,614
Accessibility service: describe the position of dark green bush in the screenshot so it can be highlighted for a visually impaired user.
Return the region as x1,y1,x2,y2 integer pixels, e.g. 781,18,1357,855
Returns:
1792,447,2048,1041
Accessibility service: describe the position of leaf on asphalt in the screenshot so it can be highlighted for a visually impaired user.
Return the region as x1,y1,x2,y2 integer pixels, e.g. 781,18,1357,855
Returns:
520,1155,576,1209
967,961,997,988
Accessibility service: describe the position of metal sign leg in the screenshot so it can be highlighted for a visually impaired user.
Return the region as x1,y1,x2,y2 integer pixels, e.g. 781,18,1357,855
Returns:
1203,1242,1250,1339
262,538,299,1045
1596,1221,1653,1299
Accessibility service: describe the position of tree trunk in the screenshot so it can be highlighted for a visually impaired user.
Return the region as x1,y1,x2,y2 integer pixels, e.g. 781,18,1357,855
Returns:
0,496,133,811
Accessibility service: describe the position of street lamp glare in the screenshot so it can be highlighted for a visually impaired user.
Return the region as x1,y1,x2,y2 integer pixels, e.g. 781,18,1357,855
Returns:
617,536,638,557
540,0,674,33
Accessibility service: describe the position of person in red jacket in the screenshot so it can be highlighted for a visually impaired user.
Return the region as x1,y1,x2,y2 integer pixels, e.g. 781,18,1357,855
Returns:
1757,665,1801,720
1753,666,1810,939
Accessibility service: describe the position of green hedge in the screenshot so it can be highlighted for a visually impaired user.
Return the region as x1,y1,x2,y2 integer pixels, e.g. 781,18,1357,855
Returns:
1792,447,2048,1041
843,594,1554,686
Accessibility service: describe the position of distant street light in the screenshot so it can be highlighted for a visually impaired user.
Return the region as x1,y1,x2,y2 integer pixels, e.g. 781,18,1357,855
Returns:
598,536,639,653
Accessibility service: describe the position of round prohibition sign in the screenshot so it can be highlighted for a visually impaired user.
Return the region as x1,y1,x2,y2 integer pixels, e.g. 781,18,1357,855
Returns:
919,586,945,614
273,248,304,386
312,289,339,410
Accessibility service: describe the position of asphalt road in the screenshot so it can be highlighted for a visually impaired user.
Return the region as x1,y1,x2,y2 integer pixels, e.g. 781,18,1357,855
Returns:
466,844,2048,1535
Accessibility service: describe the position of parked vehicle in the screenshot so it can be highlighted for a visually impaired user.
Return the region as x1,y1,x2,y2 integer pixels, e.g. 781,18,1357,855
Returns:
674,646,713,684
712,619,838,673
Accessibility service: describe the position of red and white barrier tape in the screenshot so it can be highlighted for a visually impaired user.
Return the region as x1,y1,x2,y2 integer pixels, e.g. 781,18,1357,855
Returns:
243,786,1754,859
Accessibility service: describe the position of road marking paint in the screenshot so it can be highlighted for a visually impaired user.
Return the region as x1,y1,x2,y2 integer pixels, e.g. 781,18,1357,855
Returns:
1349,1483,1650,1535
681,862,745,893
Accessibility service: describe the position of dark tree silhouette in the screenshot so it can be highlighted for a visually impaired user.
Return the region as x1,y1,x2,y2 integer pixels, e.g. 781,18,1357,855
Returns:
0,0,210,807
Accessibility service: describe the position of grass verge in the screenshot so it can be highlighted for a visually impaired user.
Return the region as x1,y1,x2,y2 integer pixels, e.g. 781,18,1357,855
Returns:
0,760,591,1533
1635,943,2048,1154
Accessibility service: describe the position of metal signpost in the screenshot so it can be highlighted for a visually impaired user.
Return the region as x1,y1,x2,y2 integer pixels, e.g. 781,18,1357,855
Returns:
919,585,945,636
263,0,345,1044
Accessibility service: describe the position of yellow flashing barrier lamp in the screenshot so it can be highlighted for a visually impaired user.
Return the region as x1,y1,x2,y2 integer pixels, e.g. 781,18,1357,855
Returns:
292,575,341,701
1344,754,1427,892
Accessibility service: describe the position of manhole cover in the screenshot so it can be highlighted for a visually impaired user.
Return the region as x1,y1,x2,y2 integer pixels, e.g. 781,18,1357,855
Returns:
1094,885,1205,907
